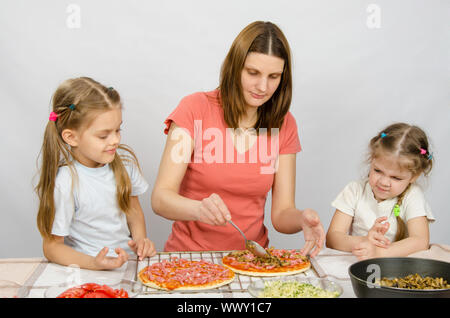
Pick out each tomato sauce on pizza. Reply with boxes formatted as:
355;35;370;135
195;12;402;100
138;257;235;291
222;248;311;276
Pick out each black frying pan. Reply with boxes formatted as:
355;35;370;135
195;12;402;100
348;257;450;298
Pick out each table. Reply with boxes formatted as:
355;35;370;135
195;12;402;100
1;245;449;298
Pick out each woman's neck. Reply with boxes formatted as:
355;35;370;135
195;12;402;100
239;106;258;129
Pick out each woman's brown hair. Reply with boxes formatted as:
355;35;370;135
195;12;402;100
35;77;140;239
369;122;433;241
219;21;292;134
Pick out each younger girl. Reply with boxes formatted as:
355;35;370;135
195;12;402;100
326;123;435;260
35;77;156;270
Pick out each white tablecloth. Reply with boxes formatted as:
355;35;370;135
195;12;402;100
1;244;448;298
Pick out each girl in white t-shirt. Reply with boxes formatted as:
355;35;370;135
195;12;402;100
326;122;435;260
35;77;156;270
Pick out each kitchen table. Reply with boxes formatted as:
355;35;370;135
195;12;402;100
1;245;448;299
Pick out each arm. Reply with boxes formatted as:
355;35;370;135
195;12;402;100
271;154;325;257
354;216;429;259
326;209;366;252
151;122;230;225
126;196;156;260
42;236;128;270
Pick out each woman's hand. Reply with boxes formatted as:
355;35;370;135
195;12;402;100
93;247;129;270
367;216;390;248
298;209;325;258
196;193;232;226
128;238;157;261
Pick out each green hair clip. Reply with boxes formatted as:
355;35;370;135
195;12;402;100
393;204;400;217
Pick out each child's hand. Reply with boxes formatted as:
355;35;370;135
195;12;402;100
128;238;156;261
94;247;129;270
367;216;390;248
352;238;378;260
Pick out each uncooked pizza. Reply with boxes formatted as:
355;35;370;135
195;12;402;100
138;257;235;291
222;248;311;276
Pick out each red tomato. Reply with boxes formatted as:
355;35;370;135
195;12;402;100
57;287;86;298
57;282;129;298
82;291;110;298
114;289;129;298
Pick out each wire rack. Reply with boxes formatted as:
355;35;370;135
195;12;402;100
135;250;315;295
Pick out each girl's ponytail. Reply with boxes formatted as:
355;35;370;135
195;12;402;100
393;184;411;242
35;120;70;239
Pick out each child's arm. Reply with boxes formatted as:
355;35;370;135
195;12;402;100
353;216;429;259
126;196;156;260
43;236;128;270
326;210;367;251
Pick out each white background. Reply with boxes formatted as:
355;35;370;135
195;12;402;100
0;0;448;258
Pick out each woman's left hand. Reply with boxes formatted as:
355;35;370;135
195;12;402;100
128;238;157;261
299;209;325;258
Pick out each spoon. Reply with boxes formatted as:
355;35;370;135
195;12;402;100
228;220;271;258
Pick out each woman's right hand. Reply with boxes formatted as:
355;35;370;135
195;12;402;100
367;216;390;248
93;247;129;270
195;193;232;226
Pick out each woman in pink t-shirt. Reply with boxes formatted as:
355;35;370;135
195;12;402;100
151;21;325;256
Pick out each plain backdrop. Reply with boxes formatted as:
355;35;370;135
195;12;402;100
0;0;448;258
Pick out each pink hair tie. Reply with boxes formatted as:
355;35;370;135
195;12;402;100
420;148;427;155
49;111;58;122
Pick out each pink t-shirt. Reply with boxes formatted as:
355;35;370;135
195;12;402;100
163;90;301;251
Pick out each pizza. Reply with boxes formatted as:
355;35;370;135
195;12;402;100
222;248;311;276
138;257;235;291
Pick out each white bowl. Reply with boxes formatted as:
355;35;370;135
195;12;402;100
248;276;343;298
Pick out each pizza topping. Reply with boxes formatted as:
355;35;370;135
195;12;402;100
143;257;234;290
224;248;308;270
260;280;340;298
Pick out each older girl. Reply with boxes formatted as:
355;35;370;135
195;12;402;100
35;77;156;270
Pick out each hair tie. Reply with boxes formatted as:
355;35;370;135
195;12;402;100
393;204;400;217
427;153;433;160
68;104;76;110
380;132;387;138
420;148;427;155
49;111;58;122
108;87;113;90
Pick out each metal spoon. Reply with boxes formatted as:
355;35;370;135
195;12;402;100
228;220;271;258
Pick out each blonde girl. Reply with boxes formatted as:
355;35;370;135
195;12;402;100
326;122;435;260
35;77;156;270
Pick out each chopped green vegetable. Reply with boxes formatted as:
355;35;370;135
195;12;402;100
259;280;339;298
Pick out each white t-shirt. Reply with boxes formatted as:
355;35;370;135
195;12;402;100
331;180;435;242
51;159;149;257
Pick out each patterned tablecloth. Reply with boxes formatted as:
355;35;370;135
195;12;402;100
1;245;448;298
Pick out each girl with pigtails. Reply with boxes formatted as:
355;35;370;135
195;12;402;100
35;77;156;270
326;122;435;260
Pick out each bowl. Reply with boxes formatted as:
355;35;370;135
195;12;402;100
348;257;450;298
248;276;343;298
44;278;143;298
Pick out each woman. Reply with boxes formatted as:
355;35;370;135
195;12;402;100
151;21;325;257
